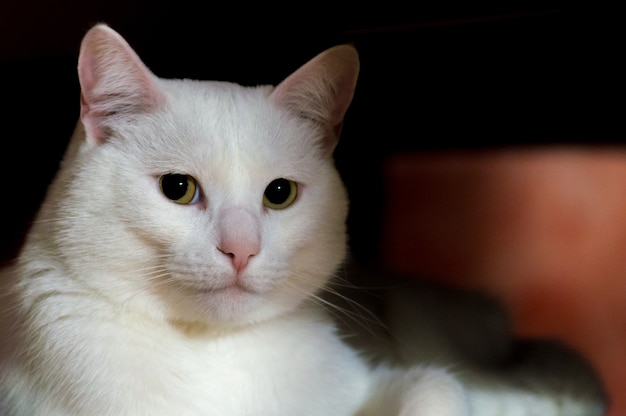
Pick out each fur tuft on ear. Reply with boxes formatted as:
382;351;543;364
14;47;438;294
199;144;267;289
78;24;165;143
270;45;360;154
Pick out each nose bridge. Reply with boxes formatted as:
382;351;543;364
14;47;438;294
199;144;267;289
218;206;259;243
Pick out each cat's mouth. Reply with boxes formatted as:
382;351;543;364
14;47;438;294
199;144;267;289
200;282;259;295
179;277;265;296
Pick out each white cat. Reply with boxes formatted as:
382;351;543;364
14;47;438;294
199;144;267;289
0;24;605;415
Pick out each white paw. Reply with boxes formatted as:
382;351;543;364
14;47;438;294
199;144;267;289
399;368;470;416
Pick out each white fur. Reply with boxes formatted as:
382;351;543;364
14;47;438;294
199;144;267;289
0;24;605;416
0;24;463;416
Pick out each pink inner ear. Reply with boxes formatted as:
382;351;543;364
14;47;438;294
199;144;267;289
77;50;97;96
77;44;101;141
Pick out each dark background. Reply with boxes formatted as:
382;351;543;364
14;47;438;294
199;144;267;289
1;2;622;263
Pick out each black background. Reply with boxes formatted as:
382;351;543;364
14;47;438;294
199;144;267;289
1;3;622;263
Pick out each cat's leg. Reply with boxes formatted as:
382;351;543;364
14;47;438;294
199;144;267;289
358;365;470;416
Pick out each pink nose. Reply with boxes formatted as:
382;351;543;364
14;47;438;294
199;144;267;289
216;207;261;273
218;239;259;273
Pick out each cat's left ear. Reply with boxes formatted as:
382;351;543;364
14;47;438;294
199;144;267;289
270;44;359;154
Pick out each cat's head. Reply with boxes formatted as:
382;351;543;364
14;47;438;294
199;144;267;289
35;24;359;327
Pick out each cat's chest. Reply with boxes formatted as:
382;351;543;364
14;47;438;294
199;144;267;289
83;309;370;415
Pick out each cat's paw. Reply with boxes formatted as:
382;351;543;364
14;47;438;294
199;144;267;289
361;366;470;416
398;368;470;416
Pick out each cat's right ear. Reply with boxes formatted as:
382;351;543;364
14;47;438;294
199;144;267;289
77;24;165;144
270;44;359;155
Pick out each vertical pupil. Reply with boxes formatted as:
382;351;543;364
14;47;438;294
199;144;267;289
163;174;188;200
266;178;290;204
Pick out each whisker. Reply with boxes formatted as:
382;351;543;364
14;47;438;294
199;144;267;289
281;271;390;339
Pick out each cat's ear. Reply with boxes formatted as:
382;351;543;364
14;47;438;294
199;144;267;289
77;24;165;143
270;44;359;154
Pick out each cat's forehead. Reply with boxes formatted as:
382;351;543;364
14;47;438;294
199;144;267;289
166;79;272;100
148;78;324;178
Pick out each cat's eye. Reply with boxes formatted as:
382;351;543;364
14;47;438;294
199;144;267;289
160;173;200;205
263;178;298;210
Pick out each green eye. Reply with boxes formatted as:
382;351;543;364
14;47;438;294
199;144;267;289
263;178;298;210
160;173;199;205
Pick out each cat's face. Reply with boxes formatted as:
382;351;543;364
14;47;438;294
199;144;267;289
37;25;359;327
63;81;348;325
